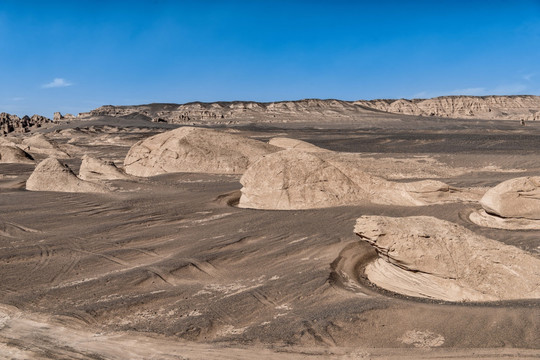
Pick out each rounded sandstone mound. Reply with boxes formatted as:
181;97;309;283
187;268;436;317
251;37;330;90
479;176;540;220
123;127;279;176
238;149;452;210
26;157;109;193
21;134;70;158
355;215;540;302
268;137;327;152
0;145;34;164
79;154;130;181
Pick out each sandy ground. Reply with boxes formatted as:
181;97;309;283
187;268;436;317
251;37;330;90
0;115;539;358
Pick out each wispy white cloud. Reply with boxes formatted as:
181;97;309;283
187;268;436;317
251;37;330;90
490;83;528;95
10;97;24;101
412;91;429;98
42;78;72;88
449;87;487;96
413;83;530;99
523;73;535;81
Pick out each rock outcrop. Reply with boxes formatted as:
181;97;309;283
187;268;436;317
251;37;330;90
238;149;453;210
0;146;34;164
1;113;51;135
469;176;540;230
53;112;76;122
123;127;279;176
26;157;109;193
79;155;130;181
479;176;540;220
469;209;540;230
268;137;327;152
21;134;70;158
355;216;540;301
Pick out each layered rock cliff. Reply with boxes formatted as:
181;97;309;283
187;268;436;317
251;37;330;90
355;95;540;120
84;95;540;123
3;95;537;135
81;99;377;123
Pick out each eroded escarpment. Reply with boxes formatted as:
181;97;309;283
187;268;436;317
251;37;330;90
354;215;540;302
85;96;540;123
238;149;469;210
355;95;540;120
123;126;279;176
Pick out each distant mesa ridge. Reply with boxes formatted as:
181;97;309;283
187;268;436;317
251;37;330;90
82;95;540;122
2;95;539;136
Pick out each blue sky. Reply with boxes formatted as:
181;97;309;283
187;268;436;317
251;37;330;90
1;0;539;117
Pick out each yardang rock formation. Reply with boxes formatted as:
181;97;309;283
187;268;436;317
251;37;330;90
79;154;130;181
470;176;540;230
480;176;540;220
26;157;109;193
0;145;34;164
21;134;71;158
238;149;454;210
123;126;278;176
355;215;540;302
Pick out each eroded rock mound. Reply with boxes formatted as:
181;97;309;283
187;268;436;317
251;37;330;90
21;134;70;158
124;127;278;176
479;176;540;220
79;155;130;181
238;150;452;210
355;216;540;301
469;209;540;230
53;112;76;122
26;157;109;193
0;145;34;164
268;137;327;152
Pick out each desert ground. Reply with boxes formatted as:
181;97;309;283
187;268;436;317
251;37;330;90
0;103;539;359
